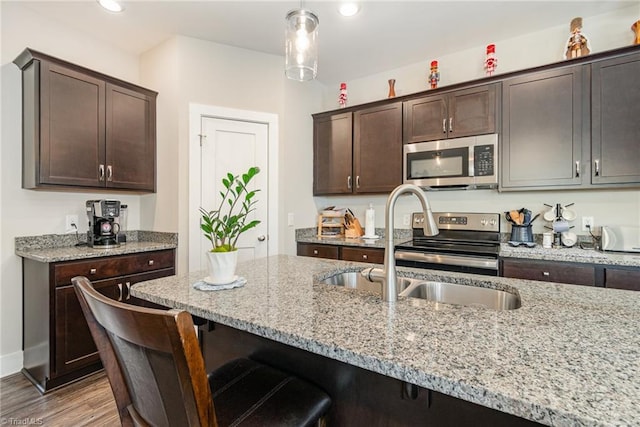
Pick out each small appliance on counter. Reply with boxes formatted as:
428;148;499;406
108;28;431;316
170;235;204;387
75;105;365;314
601;226;640;253
86;199;121;248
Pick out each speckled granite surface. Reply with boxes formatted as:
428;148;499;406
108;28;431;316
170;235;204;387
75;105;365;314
295;228;640;268
15;231;177;262
131;255;640;427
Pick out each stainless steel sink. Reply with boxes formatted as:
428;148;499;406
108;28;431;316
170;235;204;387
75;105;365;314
319;271;520;310
398;280;521;310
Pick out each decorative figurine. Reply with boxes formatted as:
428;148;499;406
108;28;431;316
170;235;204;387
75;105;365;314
388;79;396;98
484;44;497;76
428;60;440;89
633;20;640;45
565;17;591;59
338;82;347;108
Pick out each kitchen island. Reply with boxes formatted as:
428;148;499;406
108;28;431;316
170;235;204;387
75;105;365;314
131;255;639;426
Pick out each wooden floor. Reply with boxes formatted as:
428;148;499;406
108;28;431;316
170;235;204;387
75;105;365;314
0;371;119;426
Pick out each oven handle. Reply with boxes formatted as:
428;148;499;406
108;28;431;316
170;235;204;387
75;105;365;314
395;251;499;270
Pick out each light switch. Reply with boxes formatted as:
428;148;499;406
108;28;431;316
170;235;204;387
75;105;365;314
288;213;295;227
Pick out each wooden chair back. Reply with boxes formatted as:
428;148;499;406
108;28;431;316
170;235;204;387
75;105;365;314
72;276;216;427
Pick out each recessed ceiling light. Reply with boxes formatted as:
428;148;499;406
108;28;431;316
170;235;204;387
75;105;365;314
98;0;124;13
339;2;360;17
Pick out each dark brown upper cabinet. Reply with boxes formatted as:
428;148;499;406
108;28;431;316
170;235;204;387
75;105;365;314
591;52;640;186
500;66;586;190
403;84;498;143
313;102;402;195
14;48;157;193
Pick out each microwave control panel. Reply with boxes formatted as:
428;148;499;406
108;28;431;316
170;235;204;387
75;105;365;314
473;145;495;176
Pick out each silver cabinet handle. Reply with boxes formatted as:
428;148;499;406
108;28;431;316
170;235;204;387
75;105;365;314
125;282;131;300
313;249;319;255
575;161;580;177
98;164;105;181
542;271;550;276
442;118;447;133
257;235;266;241
117;283;123;301
90;268;97;275
148;260;154;266
594;159;600;176
362;254;368;260
449;117;453;132
356;175;360;189
347;175;352;189
107;165;113;182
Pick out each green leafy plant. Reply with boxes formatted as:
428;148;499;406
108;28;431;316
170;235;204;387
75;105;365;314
199;167;261;252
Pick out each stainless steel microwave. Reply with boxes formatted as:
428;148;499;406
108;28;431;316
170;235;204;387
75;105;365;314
403;134;498;190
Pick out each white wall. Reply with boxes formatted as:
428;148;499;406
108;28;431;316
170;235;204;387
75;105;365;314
0;2;145;376
316;4;640;233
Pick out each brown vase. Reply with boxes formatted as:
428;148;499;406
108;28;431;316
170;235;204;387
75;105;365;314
388;79;396;98
633;20;640;45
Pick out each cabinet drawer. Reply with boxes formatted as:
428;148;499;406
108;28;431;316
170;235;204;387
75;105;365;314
297;243;339;260
341;247;384;264
502;259;595;286
605;268;640;291
54;249;175;285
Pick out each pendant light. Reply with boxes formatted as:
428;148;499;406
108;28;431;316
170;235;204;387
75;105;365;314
285;7;319;81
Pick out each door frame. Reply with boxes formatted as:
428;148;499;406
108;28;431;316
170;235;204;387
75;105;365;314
188;103;279;272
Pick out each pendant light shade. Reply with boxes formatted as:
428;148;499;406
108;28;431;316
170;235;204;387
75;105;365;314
285;9;319;81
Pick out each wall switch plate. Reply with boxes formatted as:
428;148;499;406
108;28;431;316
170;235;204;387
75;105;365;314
287;212;295;227
582;216;594;232
65;214;79;233
403;214;411;226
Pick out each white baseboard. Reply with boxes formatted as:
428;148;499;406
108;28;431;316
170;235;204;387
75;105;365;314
0;351;23;378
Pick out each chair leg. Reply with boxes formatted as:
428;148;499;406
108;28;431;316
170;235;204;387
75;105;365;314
317;415;327;427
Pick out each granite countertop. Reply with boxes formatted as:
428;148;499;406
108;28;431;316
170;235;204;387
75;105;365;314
296;228;640;267
131;255;640;427
15;231;178;263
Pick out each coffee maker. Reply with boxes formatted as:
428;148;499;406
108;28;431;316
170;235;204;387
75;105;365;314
86;200;121;248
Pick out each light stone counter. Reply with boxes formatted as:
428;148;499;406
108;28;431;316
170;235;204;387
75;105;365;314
15;231;177;263
500;243;640;267
131;255;640;427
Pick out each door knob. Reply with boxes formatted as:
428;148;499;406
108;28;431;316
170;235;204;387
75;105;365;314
257;235;266;241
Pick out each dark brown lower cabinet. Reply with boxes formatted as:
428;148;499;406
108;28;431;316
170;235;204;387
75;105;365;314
22;249;175;393
604;267;640;291
297;242;384;264
501;258;595;286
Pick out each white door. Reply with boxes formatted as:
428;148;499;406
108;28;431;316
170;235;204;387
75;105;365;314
197;117;269;269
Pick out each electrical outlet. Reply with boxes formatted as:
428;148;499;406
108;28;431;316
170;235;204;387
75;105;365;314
65;214;79;233
582;216;594;232
403;214;411;226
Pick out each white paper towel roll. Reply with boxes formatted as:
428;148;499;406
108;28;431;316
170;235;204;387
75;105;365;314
365;204;375;237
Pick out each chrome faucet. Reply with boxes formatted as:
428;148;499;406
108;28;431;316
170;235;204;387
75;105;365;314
362;184;439;302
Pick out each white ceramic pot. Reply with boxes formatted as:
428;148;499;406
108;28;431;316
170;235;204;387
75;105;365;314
205;250;238;284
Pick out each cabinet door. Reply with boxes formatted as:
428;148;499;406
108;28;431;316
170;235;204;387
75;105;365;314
313;112;353;195
502;258;595;286
501;67;585;189
604;267;640;291
591;53;640;185
54;278;119;376
39;61;106;187
354;102;402;193
106;83;157;191
403;94;447;143
297;243;339;259
448;84;497;138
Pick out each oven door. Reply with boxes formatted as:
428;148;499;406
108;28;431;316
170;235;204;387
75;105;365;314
395;249;500;276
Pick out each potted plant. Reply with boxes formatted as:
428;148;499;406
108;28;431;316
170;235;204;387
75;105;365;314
199;166;261;284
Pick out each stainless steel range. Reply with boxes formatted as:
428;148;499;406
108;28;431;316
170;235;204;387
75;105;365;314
395;212;501;276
